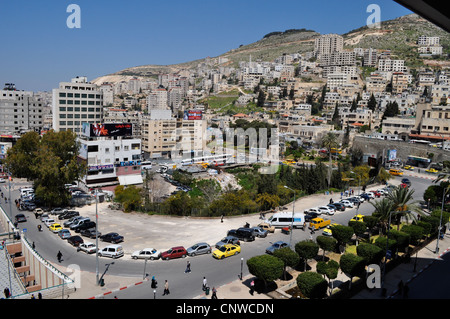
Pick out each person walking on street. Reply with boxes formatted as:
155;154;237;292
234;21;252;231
57;251;63;263
250;280;255;295
151;276;157;289
202;277;208;291
163;280;170;296
211;287;217;299
185;261;191;273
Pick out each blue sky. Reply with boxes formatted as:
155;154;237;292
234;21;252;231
0;0;412;92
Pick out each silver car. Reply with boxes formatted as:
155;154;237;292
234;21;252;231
186;243;212;256
215;236;240;248
251;227;268;238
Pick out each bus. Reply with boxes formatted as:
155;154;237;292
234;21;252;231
141;161;152;170
181;154;233;166
409;139;431;145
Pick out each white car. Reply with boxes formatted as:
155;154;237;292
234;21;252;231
307;207;321;215
0;178;5;183
365;192;375;199
340;200;354;208
131;248;161;260
77;242;97;254
44;218;56;227
318;206;335;215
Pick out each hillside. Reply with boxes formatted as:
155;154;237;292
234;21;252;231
92;14;449;85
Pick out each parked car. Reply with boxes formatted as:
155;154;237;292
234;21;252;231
63;216;85;227
69;218;91;230
212;244;241;259
80;228;101;239
339;200;354;208
58;229;72;239
15;214;27;223
67;235;84;247
77;242;97;254
186;243;212;256
40;213;50;222
44;218;56;228
51;208;68;216
265;241;289;254
257;222;275;233
251;227;268;238
33;208;45;218
329;202;345;211
318;206;335;215
228;228;255;242
58;210;79;220
131;248;161;260
100;232;124;244
305;212;320;222
307;207;321;215
215;236;240;248
49;223;63;233
73;221;96;233
401;178;411;187
359;193;371;201
98;244;124;259
160;246;188;260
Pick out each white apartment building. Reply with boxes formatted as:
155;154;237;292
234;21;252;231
319;51;356;67
418;36;440;46
363;48;378;67
431;83;450;105
314;34;343;56
418;46;443;55
147;88;168;110
78;127;142;188
382;117;416;135
0;86;46;134
52;77;104;134
377;59;406;72
327;73;351;90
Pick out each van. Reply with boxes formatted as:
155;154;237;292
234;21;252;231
267;212;305;228
20;188;34;197
98;244;124;259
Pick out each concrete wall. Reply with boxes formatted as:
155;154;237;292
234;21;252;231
352;136;450;164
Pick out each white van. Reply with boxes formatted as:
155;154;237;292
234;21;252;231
98;244;124;259
266;212;305;228
20;187;34;197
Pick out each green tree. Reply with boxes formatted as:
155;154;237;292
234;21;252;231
273;247;300;280
114;185;142;213
331;225;354;251
247;255;284;289
296;271;328;299
356;243;384;265
295;240;319;271
339;253;366;289
367;93;377;111
316;235;338;260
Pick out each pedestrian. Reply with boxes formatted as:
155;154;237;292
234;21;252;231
30;294;35;299
185;260;191;273
250;280;255;295
4;287;10;298
211;287;217;299
403;283;409;298
151;276;157;289
57;251;63;263
38;292;42;299
32;242;35;250
221;215;224;223
397;280;404;296
202;277;208;291
163;280;170;296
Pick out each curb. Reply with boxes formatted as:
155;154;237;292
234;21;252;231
88;280;147;299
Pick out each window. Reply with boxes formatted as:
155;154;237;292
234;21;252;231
87;145;99;152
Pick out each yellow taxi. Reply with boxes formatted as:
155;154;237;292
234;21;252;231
389;168;403;176
426;168;438;174
350;214;365;222
322;223;339;236
404;165;414;170
49;223;63;233
212;244;241;259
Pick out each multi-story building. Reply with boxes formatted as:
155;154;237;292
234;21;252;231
381;117;416;135
366;73;387;94
147;88;168;110
377;59;406;72
0;84;46;134
431;83;450;105
391;72;410;94
319;51;356;67
314;34;343;56
141;110;207;159
363;48;378;67
78;122;142;189
418;35;440;46
52;77;104;134
416;104;450;137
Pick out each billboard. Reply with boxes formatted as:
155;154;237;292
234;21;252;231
82;123;133;137
183;110;202;120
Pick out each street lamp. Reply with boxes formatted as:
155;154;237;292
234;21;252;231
284;186;295;247
98;262;115;287
435;186;448;254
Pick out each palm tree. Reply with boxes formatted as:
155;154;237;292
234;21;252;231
320;132;339;187
386;186;422;229
370;197;395;234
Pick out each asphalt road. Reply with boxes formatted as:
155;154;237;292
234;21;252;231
0;174;433;299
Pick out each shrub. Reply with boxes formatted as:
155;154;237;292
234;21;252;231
247;255;284;286
356;243;384;265
401;224;424;245
296;271;328;299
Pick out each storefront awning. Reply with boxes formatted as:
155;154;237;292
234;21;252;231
118;174;143;186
